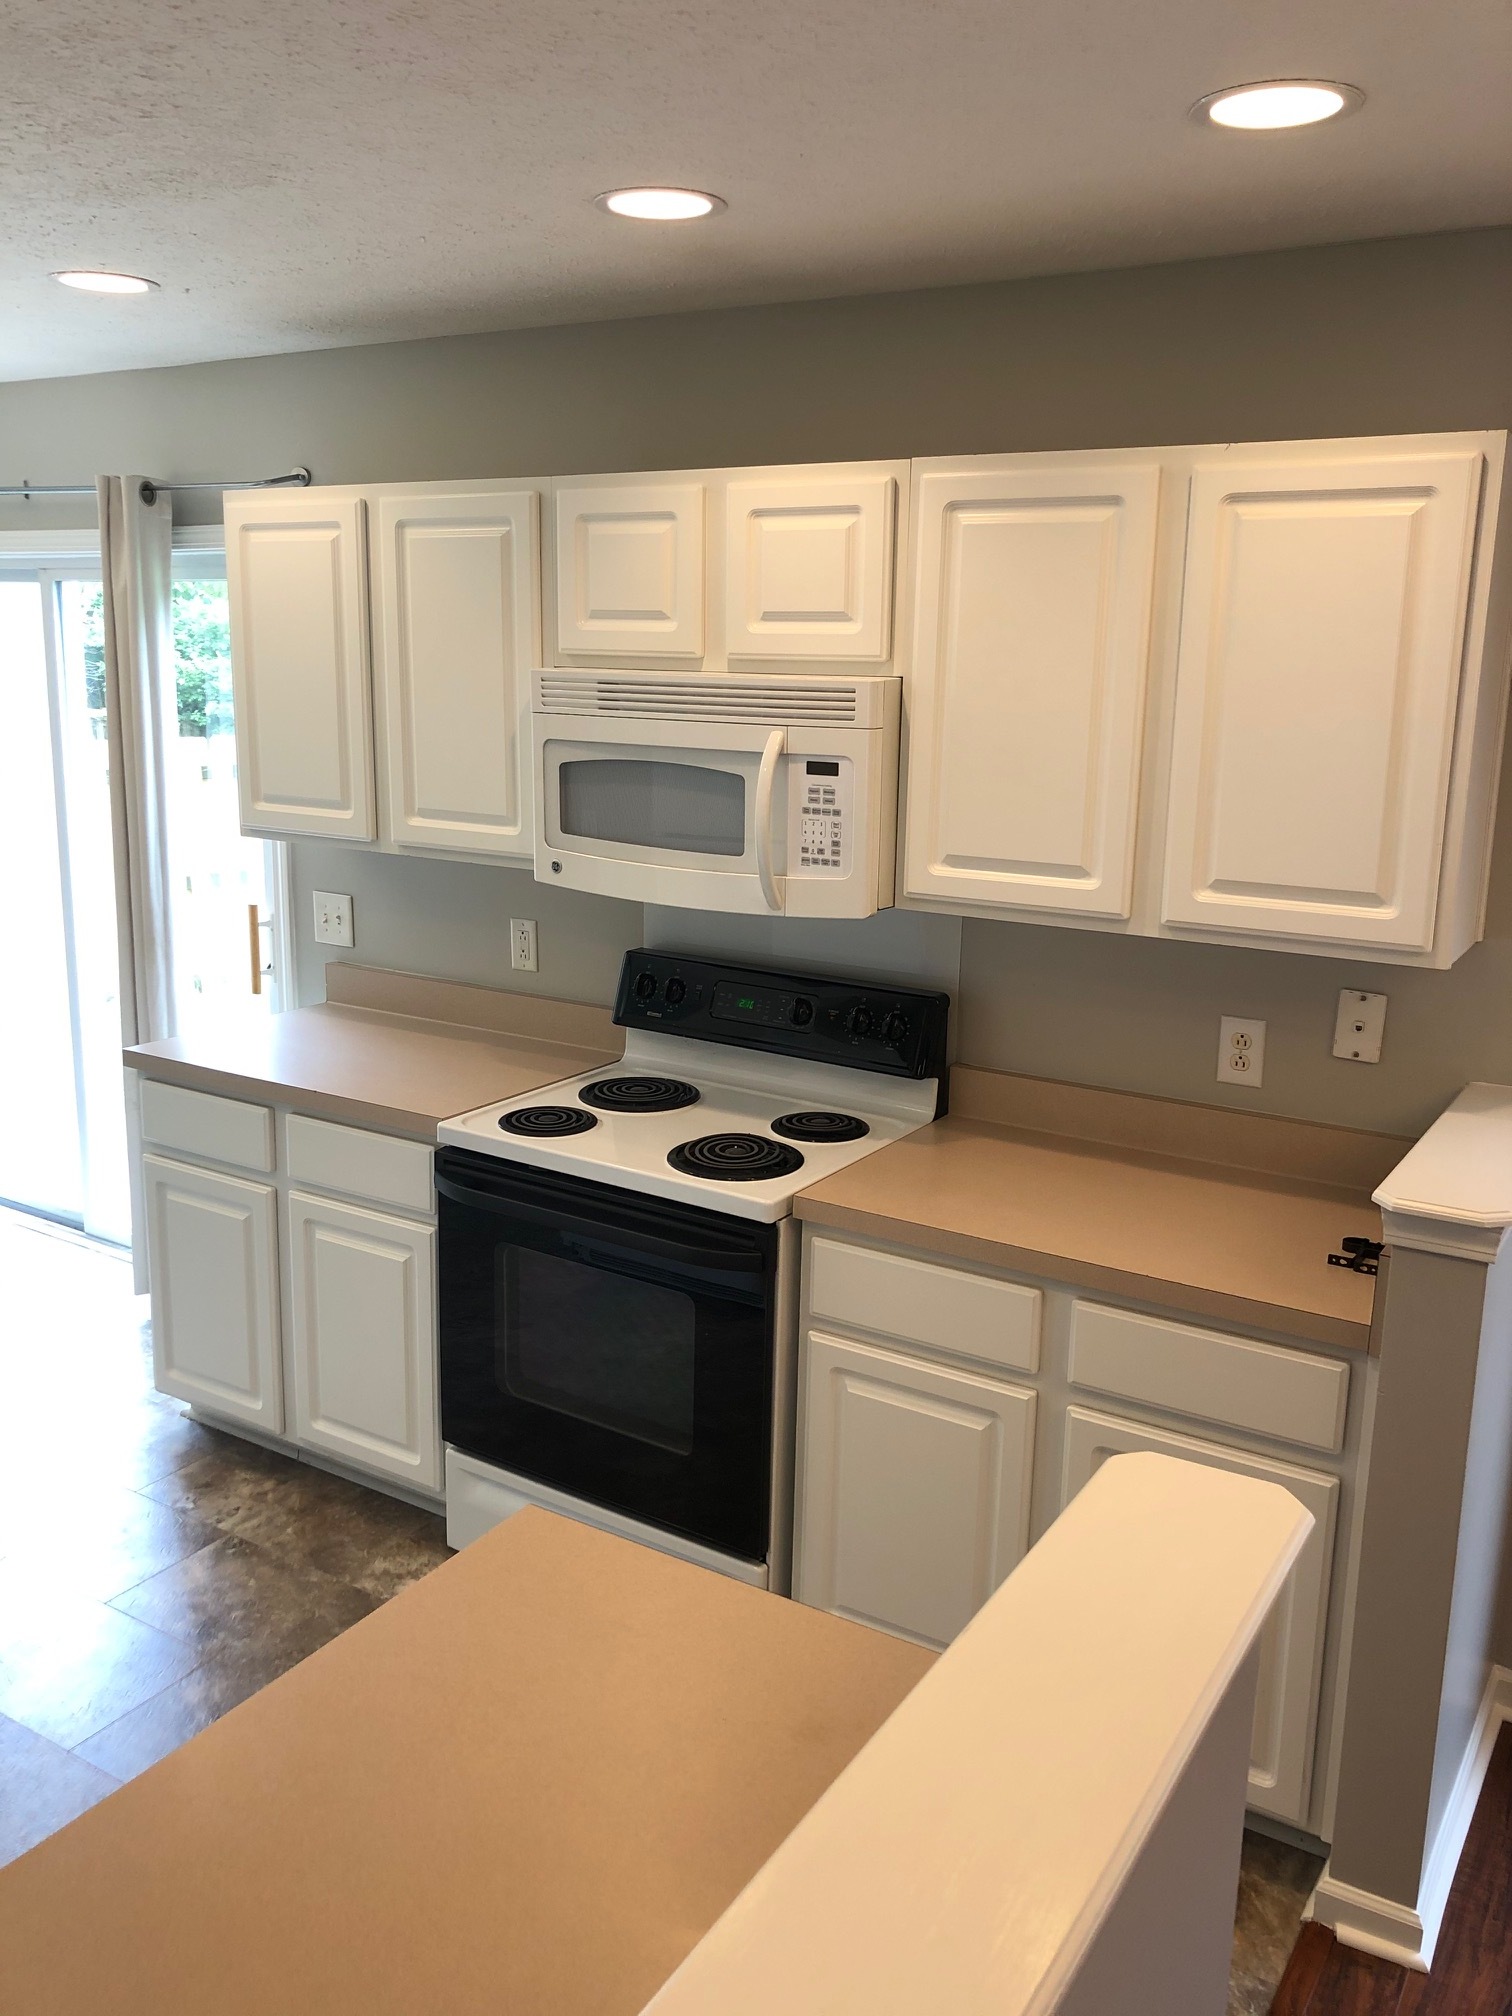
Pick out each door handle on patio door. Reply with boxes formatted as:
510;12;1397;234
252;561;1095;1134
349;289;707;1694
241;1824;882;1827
754;729;785;913
247;904;264;995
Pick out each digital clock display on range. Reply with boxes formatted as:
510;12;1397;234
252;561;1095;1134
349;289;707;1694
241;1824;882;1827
711;980;811;1030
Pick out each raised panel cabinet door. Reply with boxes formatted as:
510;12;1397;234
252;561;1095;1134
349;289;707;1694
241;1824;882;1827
375;490;540;857
225;492;375;839
1161;450;1484;950
724;475;896;660
144;1153;282;1431
554;482;705;657
1060;1406;1338;1826
903;461;1161;918
287;1191;439;1492
796;1331;1036;1651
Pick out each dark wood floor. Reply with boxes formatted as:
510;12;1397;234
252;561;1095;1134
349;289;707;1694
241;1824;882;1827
1272;1724;1512;2013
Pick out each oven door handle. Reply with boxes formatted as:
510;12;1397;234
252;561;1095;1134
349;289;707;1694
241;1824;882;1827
754;727;785;913
433;1171;768;1274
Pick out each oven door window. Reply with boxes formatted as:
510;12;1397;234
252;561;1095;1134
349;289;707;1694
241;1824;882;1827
499;1244;695;1456
557;756;746;857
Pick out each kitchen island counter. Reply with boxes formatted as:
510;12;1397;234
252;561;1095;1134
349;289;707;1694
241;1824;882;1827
0;1509;932;2016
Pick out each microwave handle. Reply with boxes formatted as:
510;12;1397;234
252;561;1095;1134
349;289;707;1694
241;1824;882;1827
754;728;786;913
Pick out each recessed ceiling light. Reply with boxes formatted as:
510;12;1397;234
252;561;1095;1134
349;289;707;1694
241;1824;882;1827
595;187;726;221
51;269;160;294
1193;80;1364;129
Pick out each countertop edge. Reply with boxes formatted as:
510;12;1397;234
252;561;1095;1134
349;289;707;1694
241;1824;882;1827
122;1052;450;1139
793;1195;1372;1354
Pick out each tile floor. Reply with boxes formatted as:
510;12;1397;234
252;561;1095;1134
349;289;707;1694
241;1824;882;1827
0;1204;1320;2008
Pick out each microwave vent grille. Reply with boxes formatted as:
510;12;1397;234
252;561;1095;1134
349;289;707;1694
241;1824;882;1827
537;671;861;725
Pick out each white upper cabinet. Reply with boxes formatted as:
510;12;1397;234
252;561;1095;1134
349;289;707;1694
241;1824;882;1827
227;480;545;859
1162;448;1486;952
904;458;1161;918
554;482;706;658
374;489;539;859
226;491;375;841
725;474;895;660
546;463;907;671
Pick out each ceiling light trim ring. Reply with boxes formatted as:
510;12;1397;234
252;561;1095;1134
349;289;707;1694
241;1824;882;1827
594;187;727;221
1190;79;1365;130
51;269;161;294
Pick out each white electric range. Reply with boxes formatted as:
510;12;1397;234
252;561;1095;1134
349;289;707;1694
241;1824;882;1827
435;949;950;1589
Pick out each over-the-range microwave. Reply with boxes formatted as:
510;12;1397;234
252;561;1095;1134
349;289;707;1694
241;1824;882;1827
530;669;900;917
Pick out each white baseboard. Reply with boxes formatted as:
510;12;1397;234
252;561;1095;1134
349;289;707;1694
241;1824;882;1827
1305;1663;1512;1973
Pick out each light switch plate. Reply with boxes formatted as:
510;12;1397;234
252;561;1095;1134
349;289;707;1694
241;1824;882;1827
313;890;354;947
1218;1015;1266;1088
1334;990;1387;1063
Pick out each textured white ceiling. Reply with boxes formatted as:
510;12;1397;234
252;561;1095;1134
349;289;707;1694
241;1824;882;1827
2;0;1509;381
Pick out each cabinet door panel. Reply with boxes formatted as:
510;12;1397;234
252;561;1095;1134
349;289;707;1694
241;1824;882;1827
725;475;895;660
1162;451;1482;949
797;1331;1035;1650
1061;1406;1337;1825
554;483;705;657
288;1191;438;1491
376;491;539;857
905;462;1160;917
144;1154;281;1431
226;494;374;839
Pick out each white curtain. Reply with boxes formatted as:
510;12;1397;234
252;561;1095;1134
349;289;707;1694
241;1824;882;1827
98;475;176;1286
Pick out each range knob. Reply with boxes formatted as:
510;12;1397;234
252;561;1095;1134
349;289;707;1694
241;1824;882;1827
664;976;687;1006
845;1003;876;1040
633;970;658;1003
790;997;814;1027
882;1011;911;1050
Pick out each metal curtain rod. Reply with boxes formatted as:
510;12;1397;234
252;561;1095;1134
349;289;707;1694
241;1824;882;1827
0;467;312;502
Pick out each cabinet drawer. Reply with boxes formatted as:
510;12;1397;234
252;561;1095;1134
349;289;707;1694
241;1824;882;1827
285;1113;433;1215
808;1235;1041;1374
139;1079;274;1173
1068;1301;1349;1454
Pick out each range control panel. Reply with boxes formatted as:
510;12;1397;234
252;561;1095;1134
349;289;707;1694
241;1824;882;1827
613;949;950;1085
789;758;852;876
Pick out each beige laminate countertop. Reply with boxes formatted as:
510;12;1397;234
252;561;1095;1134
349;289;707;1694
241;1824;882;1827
123;966;621;1137
0;1510;933;2016
796;1111;1385;1352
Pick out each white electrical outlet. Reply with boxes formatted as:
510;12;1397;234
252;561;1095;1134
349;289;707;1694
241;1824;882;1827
1218;1015;1266;1088
1333;989;1388;1063
313;890;354;948
510;918;538;973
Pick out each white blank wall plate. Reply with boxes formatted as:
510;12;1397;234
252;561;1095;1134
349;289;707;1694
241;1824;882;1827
313;890;354;947
1333;990;1388;1063
1218;1015;1266;1088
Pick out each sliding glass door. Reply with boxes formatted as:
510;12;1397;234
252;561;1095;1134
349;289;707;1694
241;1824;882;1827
0;544;287;1241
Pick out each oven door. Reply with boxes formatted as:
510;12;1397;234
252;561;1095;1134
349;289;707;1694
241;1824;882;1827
534;712;791;913
436;1148;776;1563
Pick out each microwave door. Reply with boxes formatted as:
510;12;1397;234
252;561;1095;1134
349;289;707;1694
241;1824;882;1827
535;722;787;913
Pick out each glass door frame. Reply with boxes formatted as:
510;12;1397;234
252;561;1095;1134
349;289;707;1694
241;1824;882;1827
0;526;294;1240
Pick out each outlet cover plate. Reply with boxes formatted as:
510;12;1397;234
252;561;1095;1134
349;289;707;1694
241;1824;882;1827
510;918;538;973
1218;1015;1266;1088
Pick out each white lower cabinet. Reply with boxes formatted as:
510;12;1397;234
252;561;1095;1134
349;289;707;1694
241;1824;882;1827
796;1330;1036;1650
287;1191;439;1492
140;1082;441;1499
1061;1406;1337;1826
144;1153;283;1432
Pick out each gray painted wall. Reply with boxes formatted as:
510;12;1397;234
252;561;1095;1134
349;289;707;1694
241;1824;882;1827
5;226;1510;1134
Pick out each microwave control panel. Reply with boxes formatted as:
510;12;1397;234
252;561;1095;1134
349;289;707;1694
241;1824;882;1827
789;757;852;875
